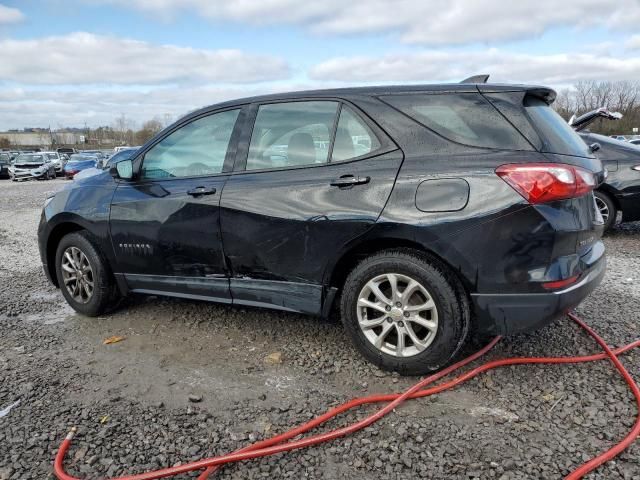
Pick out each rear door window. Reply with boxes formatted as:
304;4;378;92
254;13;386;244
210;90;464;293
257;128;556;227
246;101;339;171
331;106;381;162
382;93;533;151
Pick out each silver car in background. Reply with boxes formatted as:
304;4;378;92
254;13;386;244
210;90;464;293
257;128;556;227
8;153;57;181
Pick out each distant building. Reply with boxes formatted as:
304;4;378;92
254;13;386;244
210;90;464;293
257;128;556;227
0;130;115;148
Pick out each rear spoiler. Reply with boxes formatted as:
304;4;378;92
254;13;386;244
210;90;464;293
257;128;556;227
461;75;556;104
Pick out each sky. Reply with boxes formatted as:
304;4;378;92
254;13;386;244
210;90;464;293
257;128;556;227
0;0;640;130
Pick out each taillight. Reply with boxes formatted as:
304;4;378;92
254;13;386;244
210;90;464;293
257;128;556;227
541;275;579;290
495;163;596;204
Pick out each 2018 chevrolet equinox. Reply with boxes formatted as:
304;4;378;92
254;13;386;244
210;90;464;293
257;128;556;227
38;83;606;375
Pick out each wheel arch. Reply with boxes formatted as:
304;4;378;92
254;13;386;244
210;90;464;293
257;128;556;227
45;221;86;287
325;236;472;305
596;185;621;212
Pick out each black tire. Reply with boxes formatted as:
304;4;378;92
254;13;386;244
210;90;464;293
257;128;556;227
340;249;469;376
55;231;120;316
594;190;617;231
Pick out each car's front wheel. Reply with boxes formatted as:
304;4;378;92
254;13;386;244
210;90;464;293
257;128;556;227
340;249;469;375
55;231;120;316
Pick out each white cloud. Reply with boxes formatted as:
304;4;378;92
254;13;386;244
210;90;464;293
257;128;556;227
309;49;640;86
0;84;285;130
626;35;640;51
0;3;24;24
88;0;640;45
0;32;289;85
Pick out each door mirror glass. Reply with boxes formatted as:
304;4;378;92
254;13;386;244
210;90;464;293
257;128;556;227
111;159;133;179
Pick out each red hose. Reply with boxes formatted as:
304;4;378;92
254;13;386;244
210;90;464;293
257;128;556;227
54;314;639;480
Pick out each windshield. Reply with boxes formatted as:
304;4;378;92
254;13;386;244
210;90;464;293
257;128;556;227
15;154;45;163
524;97;591;157
46;153;58;160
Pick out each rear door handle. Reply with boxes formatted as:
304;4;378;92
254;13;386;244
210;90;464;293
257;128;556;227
330;175;370;188
187;186;217;197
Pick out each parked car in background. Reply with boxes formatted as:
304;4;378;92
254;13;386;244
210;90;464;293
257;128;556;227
74;149;135;180
39;82;605;374
80;150;105;160
63;154;98;179
114;145;140;153
0;152;11;178
102;147;138;169
8;153;56;181
42;151;67;175
57;147;77;157
569;107;640;230
630;139;640;146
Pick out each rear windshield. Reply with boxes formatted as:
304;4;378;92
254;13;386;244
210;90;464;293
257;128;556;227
382;93;533;151
523;96;591;158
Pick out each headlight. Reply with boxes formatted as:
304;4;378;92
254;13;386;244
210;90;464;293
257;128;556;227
633;165;640;172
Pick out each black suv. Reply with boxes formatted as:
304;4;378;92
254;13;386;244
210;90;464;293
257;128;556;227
38;83;606;374
569;108;640;230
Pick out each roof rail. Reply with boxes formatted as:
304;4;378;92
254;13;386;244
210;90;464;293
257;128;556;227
460;74;490;84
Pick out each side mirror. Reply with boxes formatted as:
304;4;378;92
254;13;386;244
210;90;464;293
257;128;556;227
110;159;134;180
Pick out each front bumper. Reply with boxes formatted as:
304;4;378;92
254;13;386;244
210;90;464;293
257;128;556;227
9;168;48;180
472;242;606;335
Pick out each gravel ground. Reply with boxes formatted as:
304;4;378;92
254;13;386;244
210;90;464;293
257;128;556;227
0;178;638;480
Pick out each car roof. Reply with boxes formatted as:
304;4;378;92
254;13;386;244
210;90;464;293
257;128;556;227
188;82;554;114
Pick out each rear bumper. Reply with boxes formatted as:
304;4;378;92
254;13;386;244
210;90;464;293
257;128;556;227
472;243;606;335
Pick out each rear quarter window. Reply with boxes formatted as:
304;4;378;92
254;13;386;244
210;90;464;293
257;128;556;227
522;96;591;158
382;93;533;151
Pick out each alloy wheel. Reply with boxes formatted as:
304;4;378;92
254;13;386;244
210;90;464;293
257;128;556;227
356;273;439;357
595;196;609;223
61;246;94;304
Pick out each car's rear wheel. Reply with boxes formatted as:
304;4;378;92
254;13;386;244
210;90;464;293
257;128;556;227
340;249;469;375
594;190;617;231
55;231;120;316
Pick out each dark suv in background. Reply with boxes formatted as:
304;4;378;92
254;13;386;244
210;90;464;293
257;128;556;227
38;83;605;375
569;108;640;230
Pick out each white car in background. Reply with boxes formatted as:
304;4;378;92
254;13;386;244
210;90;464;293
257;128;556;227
42;151;67;175
8;153;57;181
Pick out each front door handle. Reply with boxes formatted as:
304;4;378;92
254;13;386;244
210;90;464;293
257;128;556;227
187;186;217;197
330;175;371;188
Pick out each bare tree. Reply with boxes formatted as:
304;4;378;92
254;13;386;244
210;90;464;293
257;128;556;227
554;80;640;135
135;118;163;145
